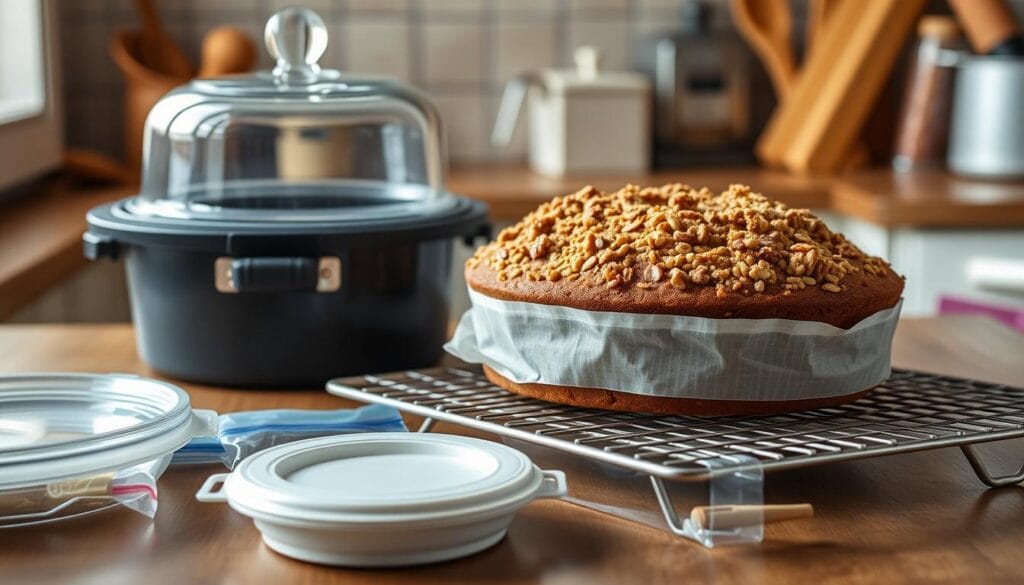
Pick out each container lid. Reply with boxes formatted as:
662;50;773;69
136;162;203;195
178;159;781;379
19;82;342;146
0;374;208;490
539;46;650;94
127;7;458;225
198;433;554;525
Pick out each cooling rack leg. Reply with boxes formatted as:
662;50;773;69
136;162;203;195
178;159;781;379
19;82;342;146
960;444;1024;487
649;476;691;537
648;458;765;548
416;417;437;433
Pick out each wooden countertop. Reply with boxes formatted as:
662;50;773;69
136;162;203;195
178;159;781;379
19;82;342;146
0;182;130;320
2;317;1023;585
449;165;1024;228
832;169;1024;228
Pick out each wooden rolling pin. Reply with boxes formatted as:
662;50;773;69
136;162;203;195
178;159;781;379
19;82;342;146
690;503;814;531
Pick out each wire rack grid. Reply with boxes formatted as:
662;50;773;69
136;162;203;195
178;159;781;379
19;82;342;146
328;366;1024;486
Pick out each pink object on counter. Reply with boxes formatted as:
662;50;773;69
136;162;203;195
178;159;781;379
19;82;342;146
939;296;1024;333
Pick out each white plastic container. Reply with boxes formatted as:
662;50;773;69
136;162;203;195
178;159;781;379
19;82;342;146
492;46;651;178
0;374;215;526
196;433;567;567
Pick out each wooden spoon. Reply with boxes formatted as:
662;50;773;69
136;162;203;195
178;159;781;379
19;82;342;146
730;0;795;99
133;0;192;77
806;0;841;52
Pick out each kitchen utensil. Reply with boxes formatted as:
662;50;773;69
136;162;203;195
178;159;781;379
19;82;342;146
198;26;257;78
948;0;1024;55
86;8;488;387
729;0;794;98
0;373;214;526
805;0;840;52
109;30;189;172
756;0;926;173
633;0;763;166
492;46;650;177
196;433;567;566
948;55;1024;179
132;0;191;78
330;365;1024;548
893;17;963;172
690;504;813;531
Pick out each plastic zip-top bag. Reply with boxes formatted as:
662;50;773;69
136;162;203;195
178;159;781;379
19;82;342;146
174;404;408;468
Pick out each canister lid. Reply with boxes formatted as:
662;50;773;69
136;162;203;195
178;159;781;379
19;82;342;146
0;374;205;490
203;433;547;525
539;46;650;94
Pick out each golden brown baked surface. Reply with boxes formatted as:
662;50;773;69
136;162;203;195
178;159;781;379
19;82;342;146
483;365;874;416
467;183;904;328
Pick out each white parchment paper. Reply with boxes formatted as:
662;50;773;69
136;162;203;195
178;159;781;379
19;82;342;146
445;289;902;402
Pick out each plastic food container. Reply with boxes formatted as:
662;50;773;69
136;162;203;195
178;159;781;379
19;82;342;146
196;433;567;566
83;7;489;387
0;374;214;527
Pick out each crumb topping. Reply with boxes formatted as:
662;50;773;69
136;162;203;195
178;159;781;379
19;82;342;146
468;184;893;296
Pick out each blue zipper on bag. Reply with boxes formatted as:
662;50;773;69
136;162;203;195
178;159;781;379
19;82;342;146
218;418;406;437
173;404;408;465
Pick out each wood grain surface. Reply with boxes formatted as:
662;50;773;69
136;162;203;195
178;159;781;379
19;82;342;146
0;317;1023;584
0;184;130;320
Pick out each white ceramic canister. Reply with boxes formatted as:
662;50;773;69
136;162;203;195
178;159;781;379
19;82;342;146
492;46;651;178
196;432;567;567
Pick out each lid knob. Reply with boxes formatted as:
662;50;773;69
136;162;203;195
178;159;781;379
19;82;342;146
573;46;601;80
265;7;328;82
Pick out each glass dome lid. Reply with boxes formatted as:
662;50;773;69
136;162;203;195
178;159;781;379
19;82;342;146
129;7;453;223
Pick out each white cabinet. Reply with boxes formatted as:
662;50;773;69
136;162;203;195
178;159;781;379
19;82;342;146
837;216;1024;317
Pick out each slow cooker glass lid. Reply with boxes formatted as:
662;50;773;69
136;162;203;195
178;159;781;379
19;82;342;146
130;7;452;223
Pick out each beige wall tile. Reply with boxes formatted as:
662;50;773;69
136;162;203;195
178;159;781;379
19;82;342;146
348;0;410;12
494;0;558;15
431;92;489;163
422;22;484;85
494;21;556;82
420;0;486;16
265;0;336;14
344;19;411;79
567;0;629;13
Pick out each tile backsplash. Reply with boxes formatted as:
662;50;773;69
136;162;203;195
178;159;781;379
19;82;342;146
58;0;735;165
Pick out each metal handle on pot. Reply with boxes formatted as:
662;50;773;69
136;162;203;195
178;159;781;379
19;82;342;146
214;256;341;293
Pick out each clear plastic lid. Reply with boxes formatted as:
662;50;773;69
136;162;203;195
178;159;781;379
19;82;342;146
0;374;213;526
130;8;450;223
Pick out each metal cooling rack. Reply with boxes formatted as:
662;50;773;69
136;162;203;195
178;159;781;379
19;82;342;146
327;366;1024;544
329;366;1024;485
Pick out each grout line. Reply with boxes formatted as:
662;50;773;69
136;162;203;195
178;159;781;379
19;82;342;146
556;0;570;67
335;0;350;71
409;0;424;87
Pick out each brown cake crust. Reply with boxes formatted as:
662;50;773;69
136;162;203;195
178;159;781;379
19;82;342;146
467;259;902;328
466;183;904;328
483;365;874;416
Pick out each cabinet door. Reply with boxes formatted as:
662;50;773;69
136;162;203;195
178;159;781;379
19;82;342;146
890;229;1024;316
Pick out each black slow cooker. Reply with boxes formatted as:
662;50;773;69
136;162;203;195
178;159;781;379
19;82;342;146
84;8;488;387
